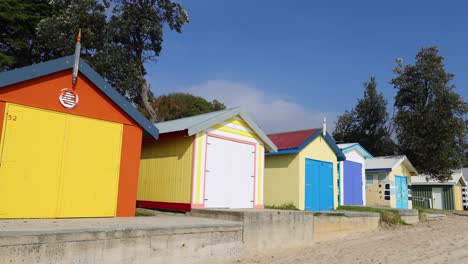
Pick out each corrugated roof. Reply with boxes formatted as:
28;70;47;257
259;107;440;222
266;128;346;161
0;56;159;139
365;155;417;174
154;107;277;152
268;129;319;150
412;170;466;186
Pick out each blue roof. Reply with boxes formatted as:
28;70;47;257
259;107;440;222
266;129;346;161
0;56;159;139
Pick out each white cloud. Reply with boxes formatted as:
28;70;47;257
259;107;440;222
180;80;338;134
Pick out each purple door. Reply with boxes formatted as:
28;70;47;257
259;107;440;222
343;161;363;205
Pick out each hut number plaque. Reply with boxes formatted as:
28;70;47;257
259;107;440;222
59;88;79;109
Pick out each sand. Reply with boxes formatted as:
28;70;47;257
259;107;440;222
227;214;468;264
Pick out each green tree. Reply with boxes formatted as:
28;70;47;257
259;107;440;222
333;76;396;156
153;93;226;121
108;0;189;122
391;47;467;181
0;0;54;70
3;0;189;122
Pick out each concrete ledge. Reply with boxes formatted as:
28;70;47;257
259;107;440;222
190;209;315;252
354;206;420;224
313;212;380;242
0;216;243;264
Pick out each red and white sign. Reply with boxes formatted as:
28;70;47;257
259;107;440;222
59;88;79;109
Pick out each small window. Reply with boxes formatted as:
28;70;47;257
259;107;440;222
378;174;386;182
366;174;374;185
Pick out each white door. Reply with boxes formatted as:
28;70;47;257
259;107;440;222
204;136;255;208
432;187;443;209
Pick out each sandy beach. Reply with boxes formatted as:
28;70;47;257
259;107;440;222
226;214;468;264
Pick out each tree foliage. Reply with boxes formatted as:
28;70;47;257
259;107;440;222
391;47;467;181
153;93;226;121
1;0;189;122
0;0;55;69
333;76;396;156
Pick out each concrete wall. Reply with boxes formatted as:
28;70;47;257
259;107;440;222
190;209;314;252
313;213;380;242
0;220;243;264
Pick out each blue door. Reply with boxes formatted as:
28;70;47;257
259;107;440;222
343;161;363;205
305;159;334;211
395;176;408;209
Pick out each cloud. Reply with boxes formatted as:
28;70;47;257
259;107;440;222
179;80;338;134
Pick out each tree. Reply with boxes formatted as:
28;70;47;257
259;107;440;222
3;0;189;122
333;76;396;156
391;47;467;181
108;0;189;122
153;93;226;121
0;0;54;70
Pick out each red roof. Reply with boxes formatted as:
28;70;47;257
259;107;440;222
268;129;320;150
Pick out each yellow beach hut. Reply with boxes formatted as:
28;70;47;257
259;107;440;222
365;155;417;209
137;108;277;211
264;126;346;211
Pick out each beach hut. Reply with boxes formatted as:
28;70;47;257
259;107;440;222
412;170;466;210
264;126;346;211
365;155;417;209
337;143;373;206
0;56;159;218
137;108;277;211
463;168;468;210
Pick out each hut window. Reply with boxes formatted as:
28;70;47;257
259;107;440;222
366;174;374;185
378;174;386;182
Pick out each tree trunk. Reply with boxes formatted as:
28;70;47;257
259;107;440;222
140;77;158;123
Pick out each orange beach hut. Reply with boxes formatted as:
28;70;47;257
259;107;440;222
0;56;159;218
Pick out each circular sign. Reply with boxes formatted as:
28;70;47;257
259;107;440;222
59;88;79;109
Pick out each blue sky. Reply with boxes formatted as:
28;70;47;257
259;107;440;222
146;0;468;133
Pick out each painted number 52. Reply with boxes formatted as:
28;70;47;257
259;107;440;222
7;115;17;121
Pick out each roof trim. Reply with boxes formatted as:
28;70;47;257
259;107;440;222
265;148;299;155
0;56;159;139
266;129;346;161
366;168;392;172
340;143;373;159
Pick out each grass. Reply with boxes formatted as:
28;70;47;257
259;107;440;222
314;212;346;217
265;202;299;210
337;205;407;225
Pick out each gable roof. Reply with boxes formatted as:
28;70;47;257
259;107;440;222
0;56;159;139
154;107;277;152
337;143;373;159
412;170;466;186
268;129;319;150
265;128;346;161
365;155;417;174
463;168;468;183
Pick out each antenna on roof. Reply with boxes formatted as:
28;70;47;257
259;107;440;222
322;117;327;136
72;29;81;86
